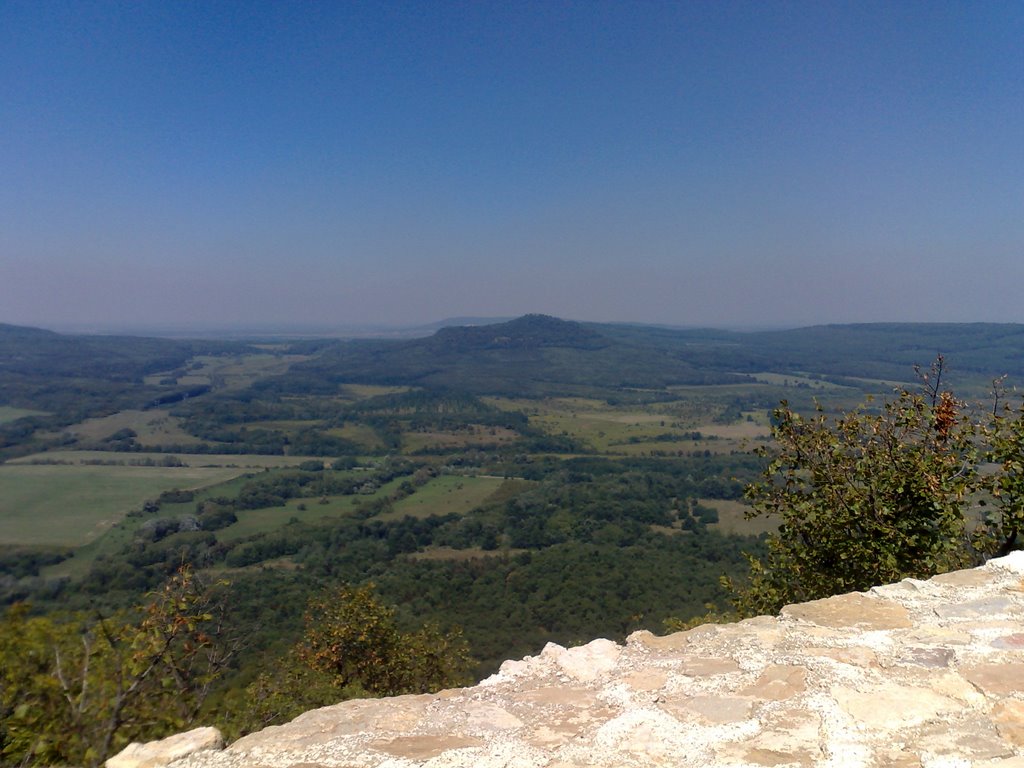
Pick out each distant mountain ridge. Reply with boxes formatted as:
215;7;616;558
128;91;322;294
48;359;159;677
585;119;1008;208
267;314;749;397
427;315;608;351
4;317;1024;403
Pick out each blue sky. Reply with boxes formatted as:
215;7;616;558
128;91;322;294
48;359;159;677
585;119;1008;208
2;1;1022;331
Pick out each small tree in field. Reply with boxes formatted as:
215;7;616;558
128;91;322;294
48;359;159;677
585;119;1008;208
730;358;983;616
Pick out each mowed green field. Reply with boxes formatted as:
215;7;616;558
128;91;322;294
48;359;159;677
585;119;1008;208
704;498;779;536
9;450;329;469
57;410;205;446
0;463;246;546
213;476;410;542
0;406;47;424
380;475;507;521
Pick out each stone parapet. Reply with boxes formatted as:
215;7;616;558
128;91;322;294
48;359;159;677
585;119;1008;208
131;552;1024;767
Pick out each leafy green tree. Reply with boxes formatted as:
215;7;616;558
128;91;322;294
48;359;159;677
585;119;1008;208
730;363;981;616
979;390;1024;557
0;567;233;768
231;583;471;736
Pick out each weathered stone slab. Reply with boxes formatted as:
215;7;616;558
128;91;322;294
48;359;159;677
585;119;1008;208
662;694;753;724
833;683;958;729
719;709;821;767
371;734;481;759
934;595;1020;620
804;646;878;668
993;700;1024;747
988;551;1024;575
739;665;806;701
681;656;740;676
992;632;1024;650
932;567;999;587
623;669;668;691
782;592;912;630
891;646;954;668
106;727;223;768
464;701;525;731
627;628;690;651
963;663;1024;697
542;638;621;682
910;717;1013;762
129;560;1024;768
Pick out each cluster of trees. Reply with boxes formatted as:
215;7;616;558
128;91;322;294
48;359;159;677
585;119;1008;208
1;567;234;767
729;359;1024;615
1;573;469;766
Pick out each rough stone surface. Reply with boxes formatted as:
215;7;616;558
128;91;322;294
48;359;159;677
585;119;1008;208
151;554;1024;767
106;727;223;768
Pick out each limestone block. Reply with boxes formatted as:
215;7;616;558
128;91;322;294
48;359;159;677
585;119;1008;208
463;701;525;731
782;592;912;630
934;596;1021;620
542;638;621;682
682;656;741;676
623;669;668;691
228;694;430;752
931;567;999;587
718;708;821;768
963;663;1024;697
369;733;482;760
989;551;1024;575
739;665;807;701
662;694;753;724
910;716;1013;762
833;683;959;729
106;727;223;768
993;700;1024;747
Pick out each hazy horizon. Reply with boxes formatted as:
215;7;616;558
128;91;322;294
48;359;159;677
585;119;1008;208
3;3;1022;331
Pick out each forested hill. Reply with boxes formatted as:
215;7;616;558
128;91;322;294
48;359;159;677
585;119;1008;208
595;321;1024;388
5;318;1024;404
262;316;1024;398
0;324;253;421
263;315;752;397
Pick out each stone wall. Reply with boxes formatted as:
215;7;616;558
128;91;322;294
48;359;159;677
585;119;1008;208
116;552;1024;768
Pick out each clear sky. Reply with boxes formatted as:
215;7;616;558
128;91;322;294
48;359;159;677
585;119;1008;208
2;1;1022;332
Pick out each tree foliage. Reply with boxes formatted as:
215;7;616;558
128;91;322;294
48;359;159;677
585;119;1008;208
0;567;233;768
232;583;471;736
730;359;991;616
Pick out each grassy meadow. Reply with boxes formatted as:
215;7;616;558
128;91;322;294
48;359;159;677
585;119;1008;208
382;475;507;520
0;463;244;546
142;352;310;389
0;406;48;424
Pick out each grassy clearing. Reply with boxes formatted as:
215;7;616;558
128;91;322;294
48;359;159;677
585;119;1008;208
378;475;506;521
144;353;308;390
59;410;205;446
0;406;47;424
610;439;747;457
484;396;710;453
326;423;386;451
216;476;409;542
9;451;329;469
0;464;244;546
216;497;355;542
338;384;413;400
749;372;844;390
705;498;779;536
238;419;322;432
694;420;770;440
401;426;519;453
